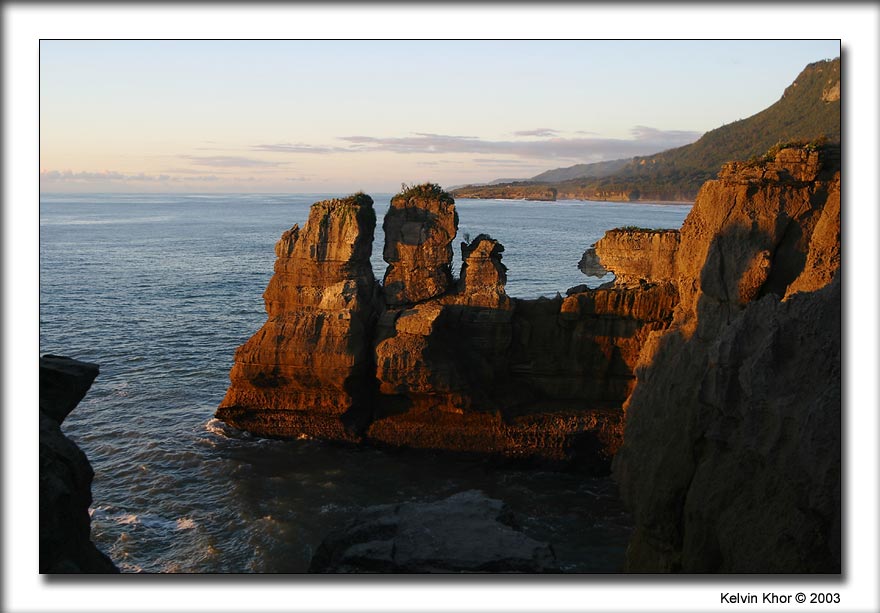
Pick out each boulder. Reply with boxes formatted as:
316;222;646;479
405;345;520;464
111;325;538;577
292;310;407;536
309;490;558;573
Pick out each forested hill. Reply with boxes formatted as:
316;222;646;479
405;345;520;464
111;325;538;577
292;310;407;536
453;57;840;203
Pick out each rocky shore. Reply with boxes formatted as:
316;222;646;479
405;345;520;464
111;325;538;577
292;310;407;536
40;355;118;573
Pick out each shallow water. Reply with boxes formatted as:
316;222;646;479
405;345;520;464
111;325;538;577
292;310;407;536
39;192;691;573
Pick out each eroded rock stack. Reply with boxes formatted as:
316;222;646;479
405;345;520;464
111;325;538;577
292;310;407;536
40;355;118;573
611;144;841;572
217;184;678;470
216;193;379;441
580;229;680;287
382;184;458;306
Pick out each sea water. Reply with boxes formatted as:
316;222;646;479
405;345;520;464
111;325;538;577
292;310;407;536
39;193;691;573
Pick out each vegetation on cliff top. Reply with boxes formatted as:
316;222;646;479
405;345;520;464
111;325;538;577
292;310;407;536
395;182;455;204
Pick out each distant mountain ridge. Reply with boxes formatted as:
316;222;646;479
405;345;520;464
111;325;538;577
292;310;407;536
531;158;630;183
453;57;840;202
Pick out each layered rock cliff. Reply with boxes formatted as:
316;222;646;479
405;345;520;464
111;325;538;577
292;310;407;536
216;193;379;441
610;144;841;572
218;184;676;470
40;355;118;573
579;229;680;287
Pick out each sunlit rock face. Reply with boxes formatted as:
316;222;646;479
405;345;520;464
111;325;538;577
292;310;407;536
612;144;841;572
381;184;458;307
217;184;679;470
582;229;680;287
216;194;379;441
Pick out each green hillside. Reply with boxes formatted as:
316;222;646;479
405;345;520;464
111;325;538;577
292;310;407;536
531;157;630;183
454;58;840;202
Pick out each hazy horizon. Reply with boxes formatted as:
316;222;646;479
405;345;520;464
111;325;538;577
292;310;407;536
40;40;840;194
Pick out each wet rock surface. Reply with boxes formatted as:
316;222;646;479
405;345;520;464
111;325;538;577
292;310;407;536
308;490;558;573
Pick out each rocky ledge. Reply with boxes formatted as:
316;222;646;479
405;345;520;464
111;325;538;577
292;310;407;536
309;490;558;573
40;355;118;573
217;184;677;471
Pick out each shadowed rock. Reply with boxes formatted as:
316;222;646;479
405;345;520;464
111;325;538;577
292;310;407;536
40;355;118;573
309;490;558;573
612;144;841;572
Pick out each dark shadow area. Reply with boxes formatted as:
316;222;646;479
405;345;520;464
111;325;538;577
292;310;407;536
614;204;841;573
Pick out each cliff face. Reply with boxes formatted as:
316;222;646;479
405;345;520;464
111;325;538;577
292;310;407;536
217;185;676;469
40;355;118;573
216;194;379;441
611;144;841;572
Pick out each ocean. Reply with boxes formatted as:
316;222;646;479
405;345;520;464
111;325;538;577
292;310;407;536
39;192;691;573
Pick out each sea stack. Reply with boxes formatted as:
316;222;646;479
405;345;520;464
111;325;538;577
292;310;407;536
217;184;676;469
381;184;458;306
216;193;379;441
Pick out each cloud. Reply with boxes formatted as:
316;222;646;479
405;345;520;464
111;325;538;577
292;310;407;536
512;128;558;137
252;142;351;154
630;125;703;142
333;127;702;162
40;170;221;183
471;158;540;166
180;155;285;168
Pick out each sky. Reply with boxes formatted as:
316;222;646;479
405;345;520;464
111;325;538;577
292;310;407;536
39;40;841;193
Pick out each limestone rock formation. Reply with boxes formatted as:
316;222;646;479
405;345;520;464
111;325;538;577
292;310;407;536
611;144;841;572
40;355;118;573
382;184;458;306
308;490;558;573
581;229;680;287
368;191;676;469
216;193;379;441
217;184;681;470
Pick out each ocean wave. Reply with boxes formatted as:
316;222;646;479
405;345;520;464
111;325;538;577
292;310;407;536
203;417;252;440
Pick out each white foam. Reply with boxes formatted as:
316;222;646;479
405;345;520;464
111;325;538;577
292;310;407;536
204;417;250;440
